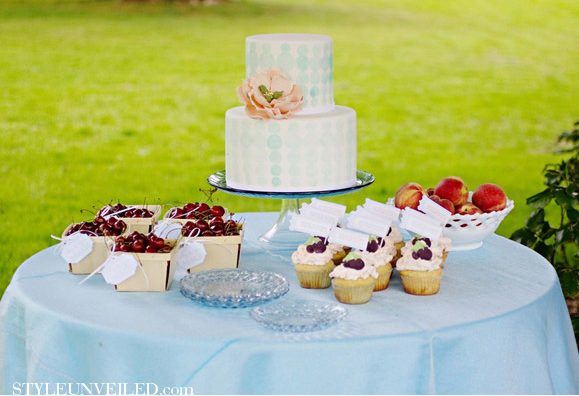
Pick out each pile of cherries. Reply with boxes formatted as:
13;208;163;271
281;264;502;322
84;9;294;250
98;203;155;218
410;237;433;261
305;238;327;254
170;202;241;237
113;231;172;253
343;257;365;270
66;216;127;237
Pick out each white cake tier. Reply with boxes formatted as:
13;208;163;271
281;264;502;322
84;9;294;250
225;106;356;193
246;34;334;115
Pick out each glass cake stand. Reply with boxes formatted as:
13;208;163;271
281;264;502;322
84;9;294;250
207;170;374;248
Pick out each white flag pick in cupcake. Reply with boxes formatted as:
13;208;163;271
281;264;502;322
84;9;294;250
362;198;401;223
289;214;333;238
417;196;453;226
327;227;369;251
310;198;347;218
345;209;391;240
290;199;346;238
399;208;444;241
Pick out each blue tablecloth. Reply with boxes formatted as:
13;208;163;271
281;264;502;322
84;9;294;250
1;212;578;394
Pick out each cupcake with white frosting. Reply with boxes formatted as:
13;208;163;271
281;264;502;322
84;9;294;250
327;241;347;264
396;236;450;295
330;252;378;304
291;237;334;289
359;236;396;291
383;225;404;265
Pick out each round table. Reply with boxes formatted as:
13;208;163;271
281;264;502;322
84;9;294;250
1;212;578;394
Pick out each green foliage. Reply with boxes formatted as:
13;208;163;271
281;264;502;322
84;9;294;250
511;122;579;298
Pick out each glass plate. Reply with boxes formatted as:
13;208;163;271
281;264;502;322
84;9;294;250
180;269;290;308
207;170;374;199
250;299;347;332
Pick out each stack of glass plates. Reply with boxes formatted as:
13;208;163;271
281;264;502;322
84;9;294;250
180;269;289;308
250;300;347;332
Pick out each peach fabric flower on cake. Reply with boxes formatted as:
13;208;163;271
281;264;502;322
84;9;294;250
237;69;304;120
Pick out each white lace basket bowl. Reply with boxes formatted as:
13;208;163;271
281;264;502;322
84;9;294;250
443;199;514;251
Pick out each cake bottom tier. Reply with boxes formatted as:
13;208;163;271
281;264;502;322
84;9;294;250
225;105;357;192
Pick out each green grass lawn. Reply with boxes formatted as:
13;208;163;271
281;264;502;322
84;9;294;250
0;0;577;296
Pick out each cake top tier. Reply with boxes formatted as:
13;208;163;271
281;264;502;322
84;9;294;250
246;33;334;114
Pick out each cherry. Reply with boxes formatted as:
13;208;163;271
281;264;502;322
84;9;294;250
184;202;198;213
131;240;146;253
210;205;225;218
201;230;214;237
145;245;158;253
343;258;365;270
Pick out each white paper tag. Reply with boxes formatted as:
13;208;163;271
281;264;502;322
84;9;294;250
299;205;340;226
346;214;391;239
399;208;443;240
61;233;94;264
327;227;369;251
310;198;347;218
176;241;207;270
417;196;452;225
153;220;183;240
289;214;332;237
363;198;401;222
100;253;139;285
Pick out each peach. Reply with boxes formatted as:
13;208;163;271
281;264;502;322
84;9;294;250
434;176;469;206
472;183;507;213
394;182;426;210
455;203;482;215
430;195;455;214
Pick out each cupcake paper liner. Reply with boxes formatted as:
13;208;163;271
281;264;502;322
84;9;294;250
294;261;334;289
399;268;443;296
332;277;376;304
374;263;393;291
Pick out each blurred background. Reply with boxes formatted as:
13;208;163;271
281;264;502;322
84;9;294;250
1;0;577;296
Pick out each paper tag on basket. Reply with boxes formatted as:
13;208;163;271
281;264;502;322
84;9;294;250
100;253;139;285
176;241;207;270
346;212;391;239
289;214;332;237
310;198;347;218
399;208;443;240
327;227;369;251
153;220;183;240
60;233;93;264
417;196;452;225
363;198;401;222
299;204;341;226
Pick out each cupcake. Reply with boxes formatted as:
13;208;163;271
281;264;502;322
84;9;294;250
330;252;378;304
396;236;448;296
327;242;347;264
383;225;404;266
360;236;396;291
291;237;335;289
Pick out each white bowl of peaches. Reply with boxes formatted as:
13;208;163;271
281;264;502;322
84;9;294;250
393;177;514;251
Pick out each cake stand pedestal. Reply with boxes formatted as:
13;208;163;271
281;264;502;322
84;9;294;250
207;170;374;249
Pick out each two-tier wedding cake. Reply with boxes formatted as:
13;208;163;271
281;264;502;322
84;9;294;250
225;34;357;192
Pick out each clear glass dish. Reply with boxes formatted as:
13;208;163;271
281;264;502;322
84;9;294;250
180;269;289;308
250;299;347;332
